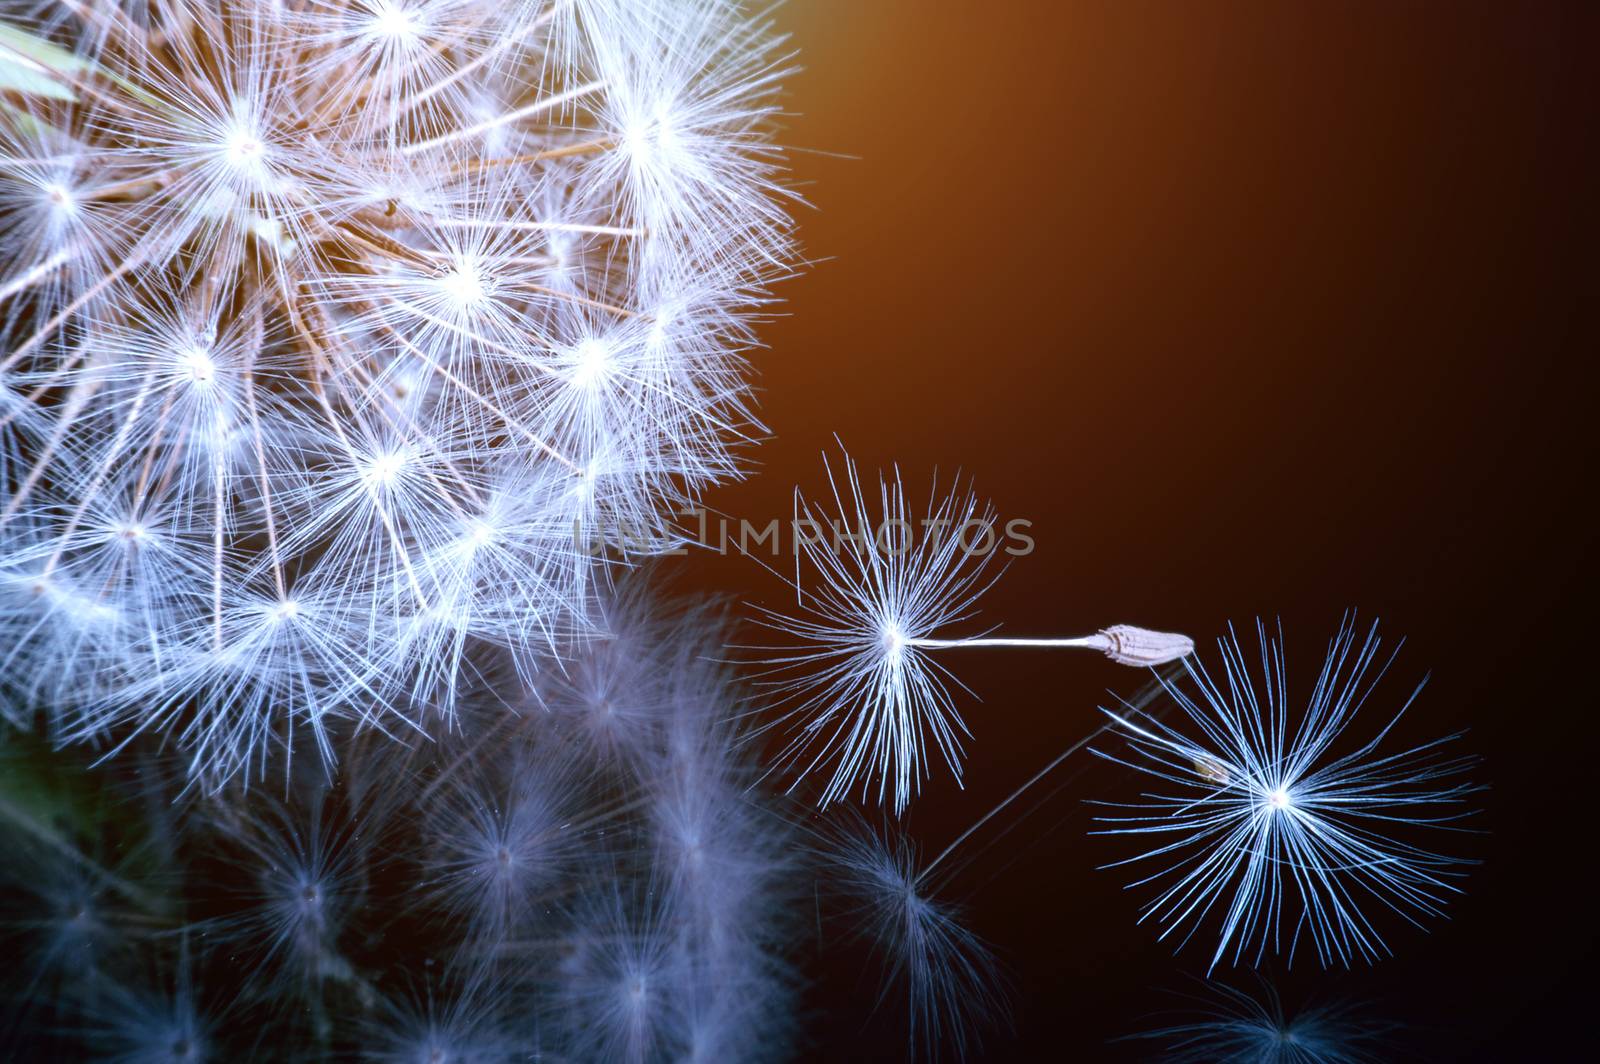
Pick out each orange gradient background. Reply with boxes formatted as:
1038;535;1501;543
670;3;1591;1059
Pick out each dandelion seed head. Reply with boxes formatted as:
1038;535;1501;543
363;0;424;45
44;181;76;217
176;344;217;385
1;0;798;784
435;258;493;310
880;619;908;662
568;337;616;391
3;584;806;1059
752;449;999;815
219;115;272;184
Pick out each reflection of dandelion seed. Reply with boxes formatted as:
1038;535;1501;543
0;580;803;1060
753;447;1192;815
1093;616;1482;971
1122;979;1398;1064
821;811;1004;1062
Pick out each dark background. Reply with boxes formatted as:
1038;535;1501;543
678;2;1596;1059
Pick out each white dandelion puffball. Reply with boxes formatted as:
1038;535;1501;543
0;0;797;784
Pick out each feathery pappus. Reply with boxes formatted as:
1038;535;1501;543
1092;616;1482;972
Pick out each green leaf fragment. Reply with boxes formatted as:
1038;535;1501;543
0;21;92;103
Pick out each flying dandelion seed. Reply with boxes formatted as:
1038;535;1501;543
0;0;798;785
751;447;1193;815
1092;615;1483;972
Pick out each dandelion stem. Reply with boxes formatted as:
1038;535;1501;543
0;251;147;374
243;366;288;602
0;795;159;908
0;250;72;303
921;673;1173;879
446;138;617;175
910;635;1104;651
41;372;159;576
434;216;647;239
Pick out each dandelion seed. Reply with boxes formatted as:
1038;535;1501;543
752;447;1193;814
1092;616;1482;971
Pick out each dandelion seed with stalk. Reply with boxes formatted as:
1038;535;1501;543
752;448;1193;815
